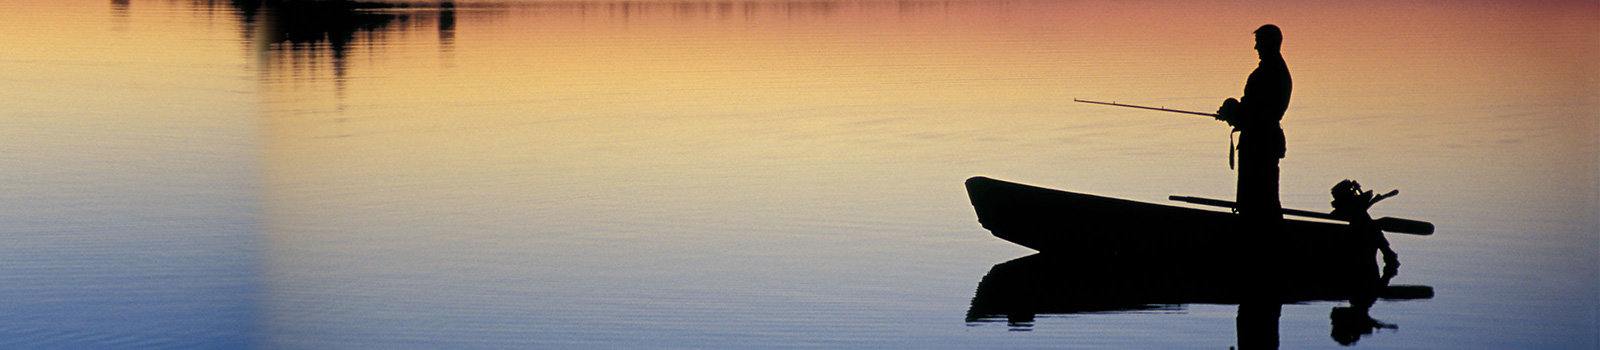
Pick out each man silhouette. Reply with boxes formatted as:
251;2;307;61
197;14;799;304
1219;25;1292;350
1217;24;1291;221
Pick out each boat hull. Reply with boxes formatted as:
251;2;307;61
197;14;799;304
965;176;1373;263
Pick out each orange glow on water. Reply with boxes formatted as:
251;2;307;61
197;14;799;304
255;0;1595;168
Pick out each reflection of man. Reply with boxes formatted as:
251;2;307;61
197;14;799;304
1217;24;1291;221
1330;238;1402;346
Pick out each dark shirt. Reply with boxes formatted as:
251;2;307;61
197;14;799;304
1236;52;1291;158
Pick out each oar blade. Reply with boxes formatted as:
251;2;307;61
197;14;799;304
1374;217;1434;236
1378;285;1435;300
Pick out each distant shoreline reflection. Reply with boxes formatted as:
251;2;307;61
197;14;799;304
225;0;1018;107
966;253;1433;348
231;0;991;74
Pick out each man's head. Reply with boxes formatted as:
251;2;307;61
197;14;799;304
1254;24;1283;53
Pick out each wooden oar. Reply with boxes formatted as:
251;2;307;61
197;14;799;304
1168;195;1434;236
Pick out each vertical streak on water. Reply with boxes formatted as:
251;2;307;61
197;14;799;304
0;0;259;348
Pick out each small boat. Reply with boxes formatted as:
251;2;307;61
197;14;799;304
964;176;1380;265
964;177;1431;345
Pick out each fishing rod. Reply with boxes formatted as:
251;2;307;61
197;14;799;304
1074;98;1220;118
1076;98;1237;167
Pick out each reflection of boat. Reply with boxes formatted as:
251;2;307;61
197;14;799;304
965;176;1373;258
965;253;1434;326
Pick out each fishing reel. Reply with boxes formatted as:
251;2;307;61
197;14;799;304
1216;97;1240;125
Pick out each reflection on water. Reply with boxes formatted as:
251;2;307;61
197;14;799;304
0;0;1594;348
967;253;1432;347
238;0;438;106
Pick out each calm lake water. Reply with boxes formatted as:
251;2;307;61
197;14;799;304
2;0;1595;349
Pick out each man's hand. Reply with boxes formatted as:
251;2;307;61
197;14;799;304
1216;98;1239;124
